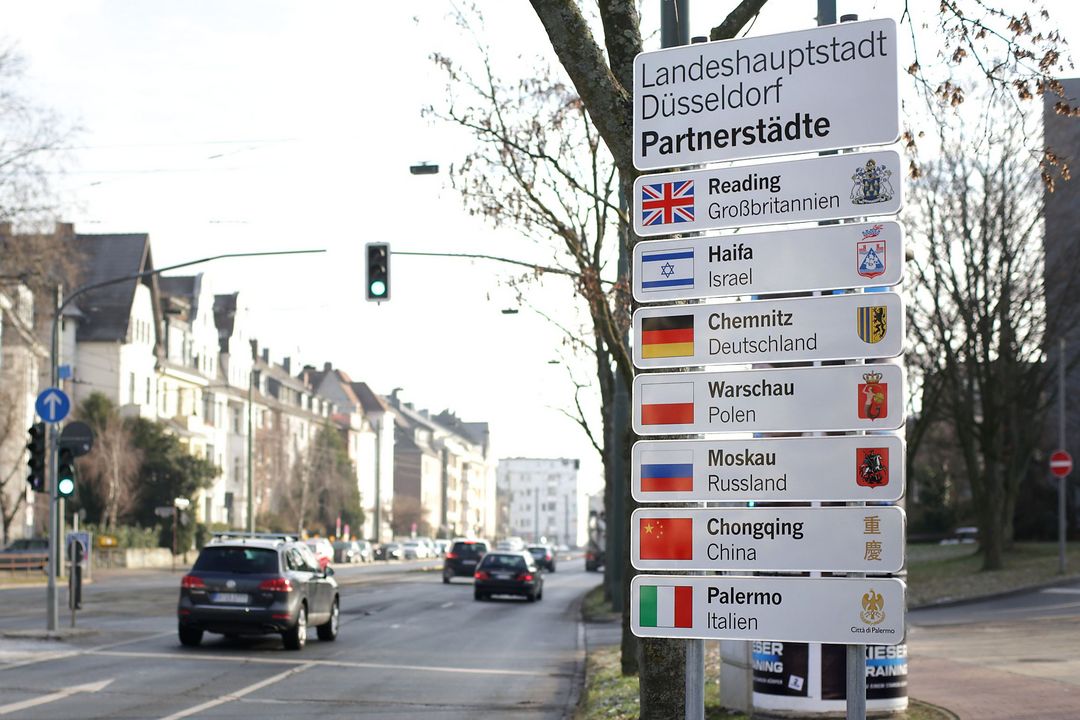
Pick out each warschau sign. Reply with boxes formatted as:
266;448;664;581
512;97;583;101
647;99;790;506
633;150;902;237
632;363;905;435
632;221;903;302
630;575;906;644
630;506;905;573
631;435;905;503
632;18;899;170
633;292;903;369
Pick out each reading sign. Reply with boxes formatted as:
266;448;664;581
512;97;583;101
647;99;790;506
632;18;899;170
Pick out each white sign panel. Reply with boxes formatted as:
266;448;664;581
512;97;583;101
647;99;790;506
633;150;902;237
632;435;905;503
631;575;906;644
633;292;903;369
633;221;903;302
633;363;904;435
631;506;905;573
633;18;899;170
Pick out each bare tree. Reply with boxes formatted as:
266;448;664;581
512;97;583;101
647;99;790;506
76;393;141;532
0;384;27;545
905;101;1080;570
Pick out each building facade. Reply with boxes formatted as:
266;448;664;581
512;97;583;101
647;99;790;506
496;457;585;547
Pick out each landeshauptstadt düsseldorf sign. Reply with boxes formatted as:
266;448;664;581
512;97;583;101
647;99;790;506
632;18;899;170
633;292;903;369
633;149;902;237
631;575;906;644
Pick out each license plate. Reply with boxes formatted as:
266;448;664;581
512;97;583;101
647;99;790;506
211;592;249;604
494;572;512;580
463;560;476;566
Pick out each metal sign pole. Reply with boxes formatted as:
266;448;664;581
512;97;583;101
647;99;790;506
1060;338;1068;575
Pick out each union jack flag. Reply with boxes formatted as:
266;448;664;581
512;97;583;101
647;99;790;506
641;180;695;226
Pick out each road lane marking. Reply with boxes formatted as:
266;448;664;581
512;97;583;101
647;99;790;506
439;602;454;608
1041;588;1080;595
0;678;113;716
89;649;561;677
158;663;314;720
0;630;175;672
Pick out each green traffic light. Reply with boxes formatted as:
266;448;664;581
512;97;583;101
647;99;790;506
370;280;387;297
57;476;75;497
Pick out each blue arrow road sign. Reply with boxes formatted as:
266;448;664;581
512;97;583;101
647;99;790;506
35;388;71;424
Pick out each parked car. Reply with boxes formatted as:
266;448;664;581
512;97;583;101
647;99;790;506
332;540;363;564
177;535;339;650
495;536;526;552
585;540;605;572
303;538;334;570
401;540;428;560
434;539;450;557
355;540;374;562
443;539;489;583
473;551;543;602
940;526;979;545
526;543;556;572
375;542;403;561
0;538;48;571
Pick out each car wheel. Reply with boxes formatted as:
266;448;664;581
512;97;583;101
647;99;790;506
474;588;485;601
527;590;537;603
317;597;339;641
537;587;543;601
549;565;556;573
283;603;307;650
178;625;203;647
443;572;451;584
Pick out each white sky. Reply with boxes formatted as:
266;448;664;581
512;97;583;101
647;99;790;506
3;1;1077;496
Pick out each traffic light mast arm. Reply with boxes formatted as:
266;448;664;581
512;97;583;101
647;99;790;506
391;250;607;282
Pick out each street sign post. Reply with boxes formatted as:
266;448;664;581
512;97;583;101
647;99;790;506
632;435;904;503
632;363;904;435
633;292;902;369
632;18;899;170
35;388;70;424
1050;450;1072;477
59;421;94;457
632;221;903;302
630;506;905;573
633;150;902;237
630;574;905;644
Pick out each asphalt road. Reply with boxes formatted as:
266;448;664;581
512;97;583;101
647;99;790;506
0;557;597;719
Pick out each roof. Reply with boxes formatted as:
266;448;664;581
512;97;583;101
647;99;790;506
352;382;389;414
213;293;238;353
72;234;158;342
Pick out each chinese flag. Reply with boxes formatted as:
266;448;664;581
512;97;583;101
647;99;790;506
639;517;693;560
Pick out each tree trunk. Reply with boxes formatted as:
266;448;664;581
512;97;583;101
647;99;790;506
638;637;686;719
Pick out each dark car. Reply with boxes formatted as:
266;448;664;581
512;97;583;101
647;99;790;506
526;543;556;572
333;540;363;564
0;538;49;570
473;551;543;602
177;535;339;651
585;540;605;572
443;539;489;583
375;542;403;561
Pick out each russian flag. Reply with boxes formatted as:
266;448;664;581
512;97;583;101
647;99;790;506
640;449;694;493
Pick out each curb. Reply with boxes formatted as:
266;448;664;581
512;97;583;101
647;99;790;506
0;628;100;641
909;572;1080;611
563;589;588;720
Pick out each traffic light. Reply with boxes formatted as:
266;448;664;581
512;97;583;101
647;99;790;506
366;242;390;301
56;447;76;498
26;423;45;492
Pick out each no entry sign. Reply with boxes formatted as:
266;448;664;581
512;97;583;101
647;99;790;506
1050;450;1073;477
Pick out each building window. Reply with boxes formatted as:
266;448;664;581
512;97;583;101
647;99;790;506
128;373;136;405
146;378;152;405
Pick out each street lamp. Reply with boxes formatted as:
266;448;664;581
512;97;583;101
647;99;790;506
43;248;325;631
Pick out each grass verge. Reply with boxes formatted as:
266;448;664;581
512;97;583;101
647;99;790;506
906;541;1080;606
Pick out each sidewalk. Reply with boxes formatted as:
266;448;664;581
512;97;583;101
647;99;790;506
907;615;1080;720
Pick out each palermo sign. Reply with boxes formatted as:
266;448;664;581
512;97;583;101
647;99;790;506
632;18;899;170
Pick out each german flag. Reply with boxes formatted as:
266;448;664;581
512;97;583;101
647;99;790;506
641;314;694;359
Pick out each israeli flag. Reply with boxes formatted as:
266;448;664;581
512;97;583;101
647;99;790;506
641;248;694;291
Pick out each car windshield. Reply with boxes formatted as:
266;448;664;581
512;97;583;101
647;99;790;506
480;554;528;571
193;546;279;574
451;541;487;557
527;547;547;558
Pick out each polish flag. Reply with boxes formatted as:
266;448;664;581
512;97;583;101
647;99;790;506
639;381;694;426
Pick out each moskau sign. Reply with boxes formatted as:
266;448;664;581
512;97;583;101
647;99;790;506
633;18;899;170
632;435;905;503
631;506;905;573
631;574;906;644
633;221;903;302
634;150;902;237
633;363;904;435
633;292;903;369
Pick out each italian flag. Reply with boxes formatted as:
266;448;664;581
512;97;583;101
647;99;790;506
639;584;693;628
